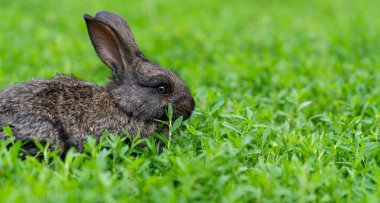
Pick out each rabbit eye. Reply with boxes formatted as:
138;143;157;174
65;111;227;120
155;85;168;95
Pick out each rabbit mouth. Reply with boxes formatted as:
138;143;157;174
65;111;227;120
155;105;169;121
156;100;194;122
181;111;192;120
158;113;169;121
173;111;192;120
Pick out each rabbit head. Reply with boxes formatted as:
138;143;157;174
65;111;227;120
84;11;195;122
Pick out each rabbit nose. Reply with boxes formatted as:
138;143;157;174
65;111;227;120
189;97;195;111
173;96;195;120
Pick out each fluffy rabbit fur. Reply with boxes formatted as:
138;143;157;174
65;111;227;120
0;11;195;155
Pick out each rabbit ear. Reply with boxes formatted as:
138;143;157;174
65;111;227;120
84;11;140;82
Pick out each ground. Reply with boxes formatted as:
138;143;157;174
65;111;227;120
0;0;380;202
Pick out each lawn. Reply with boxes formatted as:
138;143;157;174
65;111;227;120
1;0;380;202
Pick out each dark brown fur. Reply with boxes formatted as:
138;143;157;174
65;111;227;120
0;11;195;154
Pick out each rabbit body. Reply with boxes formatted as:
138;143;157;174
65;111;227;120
0;76;157;152
0;11;194;154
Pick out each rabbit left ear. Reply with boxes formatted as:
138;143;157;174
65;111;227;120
84;12;139;83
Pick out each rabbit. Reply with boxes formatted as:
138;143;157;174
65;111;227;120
0;11;195;155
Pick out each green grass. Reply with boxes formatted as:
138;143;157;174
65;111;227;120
1;0;380;202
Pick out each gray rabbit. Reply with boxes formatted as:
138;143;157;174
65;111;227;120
0;11;195;155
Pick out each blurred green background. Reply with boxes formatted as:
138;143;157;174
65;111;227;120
1;0;380;202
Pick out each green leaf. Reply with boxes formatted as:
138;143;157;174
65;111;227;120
298;101;312;112
167;103;173;121
33;138;46;152
170;116;183;133
210;99;225;115
246;108;255;121
155;119;169;125
222;121;242;134
2;125;13;137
